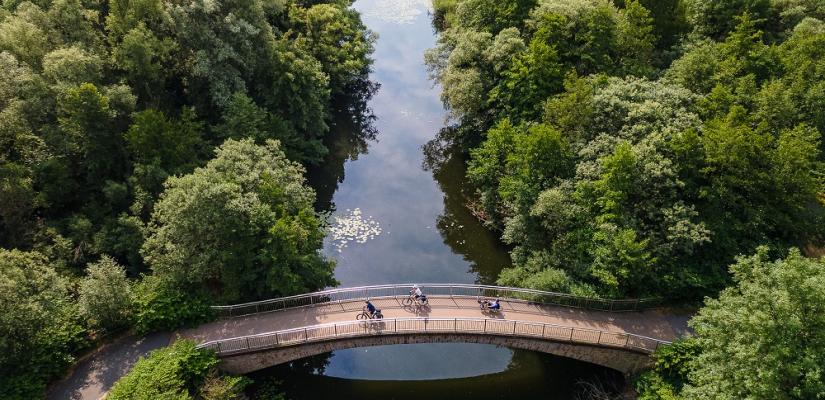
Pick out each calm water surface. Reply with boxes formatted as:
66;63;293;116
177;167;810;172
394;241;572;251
261;0;623;397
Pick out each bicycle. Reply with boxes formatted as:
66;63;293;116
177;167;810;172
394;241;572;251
477;298;501;314
356;307;383;320
402;293;428;307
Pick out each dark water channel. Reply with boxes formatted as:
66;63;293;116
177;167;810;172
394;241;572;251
252;0;624;397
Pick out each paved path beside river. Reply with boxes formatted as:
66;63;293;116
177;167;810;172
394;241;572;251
46;332;170;400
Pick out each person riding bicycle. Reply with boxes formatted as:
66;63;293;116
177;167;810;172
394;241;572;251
364;299;378;317
410;284;427;304
411;284;423;299
480;297;501;311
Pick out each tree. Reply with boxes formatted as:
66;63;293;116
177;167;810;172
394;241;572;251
78;256;133;331
142;139;336;303
685;0;772;39
0;14;50;68
297;4;375;97
125;108;203;172
57;83;126;187
42;46;104;87
0;249;86;400
683;248;825;399
112;24;177;103
617;0;656;76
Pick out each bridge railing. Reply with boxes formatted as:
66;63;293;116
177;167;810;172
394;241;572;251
210;283;660;318
197;317;670;356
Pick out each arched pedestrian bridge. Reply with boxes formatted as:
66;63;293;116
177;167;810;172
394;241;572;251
180;284;689;375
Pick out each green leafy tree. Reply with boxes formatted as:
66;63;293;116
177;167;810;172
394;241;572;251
42;46;104;87
58;83;126;188
0;249;86;400
685;0;771;39
78;256;133;331
0;14;50;68
683;248;825;399
296;4;375;97
617;0;656;76
142;139;336;303
112;24;177;103
125;108;203;172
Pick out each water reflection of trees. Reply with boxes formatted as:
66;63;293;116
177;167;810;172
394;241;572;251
307;79;380;212
423;128;512;285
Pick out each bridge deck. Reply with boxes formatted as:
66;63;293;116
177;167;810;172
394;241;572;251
178;296;690;345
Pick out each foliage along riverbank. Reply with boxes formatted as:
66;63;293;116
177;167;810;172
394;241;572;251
426;0;825;398
426;0;825;300
0;0;376;397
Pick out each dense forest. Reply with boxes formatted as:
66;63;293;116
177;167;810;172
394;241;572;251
2;0;825;397
426;0;825;397
0;0;375;396
426;0;825;299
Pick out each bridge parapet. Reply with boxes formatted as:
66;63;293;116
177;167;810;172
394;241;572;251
211;284;660;318
197;317;669;357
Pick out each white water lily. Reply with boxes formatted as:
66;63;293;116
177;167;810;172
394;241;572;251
329;208;382;252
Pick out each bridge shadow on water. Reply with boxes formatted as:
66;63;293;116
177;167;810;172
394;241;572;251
245;347;625;399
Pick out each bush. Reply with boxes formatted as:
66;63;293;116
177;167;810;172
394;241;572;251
634;338;700;399
107;340;248;400
131;275;213;335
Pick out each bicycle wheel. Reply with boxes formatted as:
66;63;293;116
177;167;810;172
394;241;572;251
375;311;383;319
356;312;367;320
402;296;413;306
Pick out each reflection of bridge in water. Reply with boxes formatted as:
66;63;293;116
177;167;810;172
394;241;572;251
180;284;689;375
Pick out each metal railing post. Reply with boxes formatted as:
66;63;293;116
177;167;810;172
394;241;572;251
597;331;602;345
542;324;546;337
246;338;250;350
512;321;517;335
304;328;309;341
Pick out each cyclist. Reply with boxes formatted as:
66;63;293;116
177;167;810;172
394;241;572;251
410;284;427;304
411;284;423;299
479;297;501;311
364;299;378;318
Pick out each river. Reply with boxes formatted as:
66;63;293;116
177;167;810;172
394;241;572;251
250;0;625;397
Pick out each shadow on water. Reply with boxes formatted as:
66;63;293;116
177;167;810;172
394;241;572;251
306;79;380;212
246;348;625;400
423;127;513;285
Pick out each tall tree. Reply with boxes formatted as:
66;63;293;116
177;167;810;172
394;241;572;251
142;139;335;303
684;248;825;399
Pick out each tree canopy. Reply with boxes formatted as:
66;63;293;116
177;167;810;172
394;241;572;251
143;139;336;303
430;0;825;299
636;248;825;399
0;0;373;396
